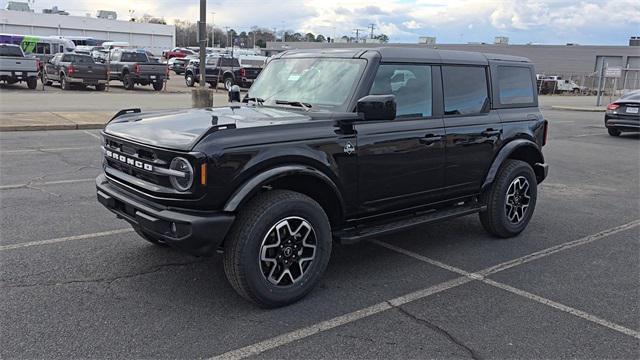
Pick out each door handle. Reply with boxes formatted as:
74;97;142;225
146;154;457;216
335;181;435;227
419;134;443;145
481;128;501;137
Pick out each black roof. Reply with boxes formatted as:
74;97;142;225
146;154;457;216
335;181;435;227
277;46;531;65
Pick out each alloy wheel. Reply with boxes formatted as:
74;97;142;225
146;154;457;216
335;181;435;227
258;216;317;287
505;176;531;224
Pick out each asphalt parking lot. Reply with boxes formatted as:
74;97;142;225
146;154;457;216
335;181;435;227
1;105;639;358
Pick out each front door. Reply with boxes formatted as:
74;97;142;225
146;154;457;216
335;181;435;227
355;64;446;214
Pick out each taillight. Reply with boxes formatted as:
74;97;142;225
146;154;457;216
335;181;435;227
543;119;549;146
239;68;246;77
607;103;620;111
134;64;141;74
67;64;75;76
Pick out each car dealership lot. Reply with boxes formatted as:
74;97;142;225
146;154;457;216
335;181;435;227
1;108;638;358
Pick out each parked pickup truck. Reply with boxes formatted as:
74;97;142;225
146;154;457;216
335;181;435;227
44;53;107;91
107;49;168;91
184;56;260;89
0;43;39;89
96;47;548;308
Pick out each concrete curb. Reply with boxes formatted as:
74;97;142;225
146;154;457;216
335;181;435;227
0;123;105;132
550;106;606;112
0;111;109;132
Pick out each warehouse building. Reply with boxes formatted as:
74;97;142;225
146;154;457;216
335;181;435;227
263;40;640;90
0;9;175;55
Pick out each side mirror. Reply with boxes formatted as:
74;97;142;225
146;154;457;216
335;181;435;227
228;85;241;103
356;95;396;121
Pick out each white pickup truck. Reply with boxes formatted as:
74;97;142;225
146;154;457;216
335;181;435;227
0;43;39;89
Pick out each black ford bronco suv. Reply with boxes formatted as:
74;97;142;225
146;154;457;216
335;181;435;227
96;47;548;307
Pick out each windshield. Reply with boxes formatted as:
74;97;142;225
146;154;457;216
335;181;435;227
248;58;366;110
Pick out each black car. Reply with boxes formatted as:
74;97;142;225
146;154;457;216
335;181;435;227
96;47;548;307
184;56;260;89
605;90;640;136
107;49;168;91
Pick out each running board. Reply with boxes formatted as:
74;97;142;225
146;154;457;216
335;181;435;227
334;204;486;245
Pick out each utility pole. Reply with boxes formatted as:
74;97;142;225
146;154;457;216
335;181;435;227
353;28;364;43
198;0;206;88
224;26;231;48
369;23;375;39
210;12;216;47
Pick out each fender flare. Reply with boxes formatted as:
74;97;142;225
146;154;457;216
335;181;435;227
223;164;345;213
481;139;545;191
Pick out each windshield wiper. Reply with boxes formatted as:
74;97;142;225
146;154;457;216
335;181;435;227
275;100;312;110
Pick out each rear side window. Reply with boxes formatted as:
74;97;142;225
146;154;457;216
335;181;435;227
498;66;534;105
121;52;148;62
442;66;488;115
0;46;23;57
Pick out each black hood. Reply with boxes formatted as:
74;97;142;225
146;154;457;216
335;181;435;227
104;106;312;151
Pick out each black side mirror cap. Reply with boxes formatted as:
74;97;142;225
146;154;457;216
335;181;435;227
356;95;396;121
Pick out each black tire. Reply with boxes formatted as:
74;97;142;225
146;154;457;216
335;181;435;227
60;75;70;90
223;190;332;308
208;81;216;88
224;76;234;90
608;128;621;137
123;73;135;90
26;77;37;89
152;81;163;91
135;229;168;247
95;83;106;91
43;74;53;86
479;160;537;238
185;73;195;87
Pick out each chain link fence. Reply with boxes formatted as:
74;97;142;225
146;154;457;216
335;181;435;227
536;68;640;97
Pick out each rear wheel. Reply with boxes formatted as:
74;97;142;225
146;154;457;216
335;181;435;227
152;80;163;91
26;77;37;89
95;83;105;91
607;128;621;137
223;190;332;308
60;75;71;90
479;160;537;238
224;76;234;90
123;73;135;90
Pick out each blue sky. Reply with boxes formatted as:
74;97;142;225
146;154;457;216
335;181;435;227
6;0;639;45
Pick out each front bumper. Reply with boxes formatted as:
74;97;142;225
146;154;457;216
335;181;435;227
96;174;235;256
605;114;640;132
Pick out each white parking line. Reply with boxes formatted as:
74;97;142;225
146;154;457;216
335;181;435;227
82;130;101;140
0;228;133;251
212;219;640;359
0;178;95;190
1;146;97;154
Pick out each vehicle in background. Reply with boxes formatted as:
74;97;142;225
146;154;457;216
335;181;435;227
43;53;107;91
101;42;129;53
536;75;588;94
184;56;259;89
162;47;195;60
169;55;197;75
605;90;640;136
107;48;168;91
74;45;103;55
58;36;105;47
0;43;39;89
0;33;75;63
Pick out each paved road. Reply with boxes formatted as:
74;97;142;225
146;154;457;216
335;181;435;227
1;110;639;359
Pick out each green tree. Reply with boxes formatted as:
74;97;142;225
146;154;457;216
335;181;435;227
305;32;315;42
374;34;389;43
316;34;326;42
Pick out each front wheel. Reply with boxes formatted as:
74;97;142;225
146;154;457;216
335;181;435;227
479;160;537;238
60;75;70;90
223;190;332;308
185;73;195;87
608;128;621;137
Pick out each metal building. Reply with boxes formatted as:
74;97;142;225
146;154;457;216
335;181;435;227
0;9;175;55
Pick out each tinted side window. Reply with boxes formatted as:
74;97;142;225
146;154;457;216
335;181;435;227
498;66;534;105
36;43;50;54
442;66;488;115
370;64;432;118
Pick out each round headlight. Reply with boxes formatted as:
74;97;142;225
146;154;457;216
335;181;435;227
169;157;193;192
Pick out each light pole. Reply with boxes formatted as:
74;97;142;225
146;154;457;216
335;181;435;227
210;12;215;48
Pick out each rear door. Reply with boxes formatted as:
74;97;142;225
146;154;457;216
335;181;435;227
355;63;446;214
441;65;502;197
